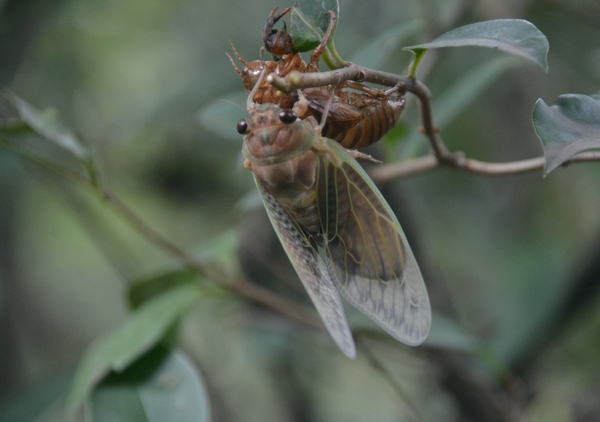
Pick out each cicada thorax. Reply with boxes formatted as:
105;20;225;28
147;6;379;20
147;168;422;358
240;102;322;234
229;46;313;107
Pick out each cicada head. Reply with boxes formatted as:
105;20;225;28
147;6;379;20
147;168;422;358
238;102;316;165
227;43;277;93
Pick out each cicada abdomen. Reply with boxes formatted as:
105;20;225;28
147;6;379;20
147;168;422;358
303;85;406;149
237;75;431;358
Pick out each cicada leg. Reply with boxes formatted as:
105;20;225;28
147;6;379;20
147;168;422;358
308;11;338;71
312;84;340;135
341;80;403;99
263;7;294;57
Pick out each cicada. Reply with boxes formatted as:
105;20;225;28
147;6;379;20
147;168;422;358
237;75;431;358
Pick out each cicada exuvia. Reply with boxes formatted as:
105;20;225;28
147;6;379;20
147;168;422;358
229;7;406;150
229;47;406;150
237;74;431;358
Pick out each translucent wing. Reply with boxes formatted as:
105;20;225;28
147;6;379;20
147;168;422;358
255;184;357;359
316;139;431;345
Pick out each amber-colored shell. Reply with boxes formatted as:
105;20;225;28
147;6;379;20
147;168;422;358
229;7;404;149
302;86;406;149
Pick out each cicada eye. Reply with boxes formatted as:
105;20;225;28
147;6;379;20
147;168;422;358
279;109;297;124
237;119;249;134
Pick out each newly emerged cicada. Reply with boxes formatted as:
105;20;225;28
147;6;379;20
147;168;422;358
229;7;406;150
237;74;431;358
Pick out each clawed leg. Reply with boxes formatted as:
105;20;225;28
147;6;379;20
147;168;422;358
341;81;402;98
263;7;294;57
346;150;382;164
293;90;309;117
308;11;338;71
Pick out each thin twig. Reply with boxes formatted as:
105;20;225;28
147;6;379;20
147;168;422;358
0;139;324;330
368;155;438;183
99;188;324;330
231;279;323;330
267;63;409;92
268;65;600;182
369;151;600;184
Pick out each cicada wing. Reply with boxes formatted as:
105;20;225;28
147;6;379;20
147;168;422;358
316;140;431;346
255;184;356;359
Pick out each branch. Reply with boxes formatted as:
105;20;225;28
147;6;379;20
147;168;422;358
267;63;454;162
267;65;600;181
369;152;600;184
267;63;409;92
100;188;324;330
368;155;438;182
0;140;325;332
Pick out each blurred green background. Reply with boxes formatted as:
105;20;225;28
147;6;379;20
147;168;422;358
1;0;600;421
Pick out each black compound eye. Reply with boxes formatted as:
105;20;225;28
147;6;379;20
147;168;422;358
279;109;297;124
236;119;249;134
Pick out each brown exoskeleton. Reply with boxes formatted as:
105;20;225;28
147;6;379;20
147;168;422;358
229;7;406;149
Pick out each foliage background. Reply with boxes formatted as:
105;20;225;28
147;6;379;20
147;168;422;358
1;0;599;421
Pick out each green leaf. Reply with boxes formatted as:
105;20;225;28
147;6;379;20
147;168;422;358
0;117;29;135
87;349;210;422
290;0;345;68
3;91;92;161
404;19;549;73
128;269;201;310
533;94;600;175
197;91;247;142
290;0;339;53
350;20;423;69
66;284;201;418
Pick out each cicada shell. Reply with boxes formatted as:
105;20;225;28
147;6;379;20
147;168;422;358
302;85;406;149
229;51;406;149
229;8;405;150
227;47;308;108
228;8;320;109
237;84;431;358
